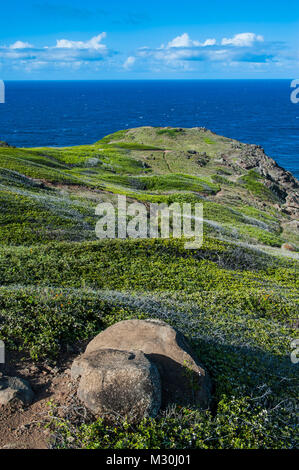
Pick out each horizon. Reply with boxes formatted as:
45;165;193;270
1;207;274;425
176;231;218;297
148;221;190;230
2;78;296;81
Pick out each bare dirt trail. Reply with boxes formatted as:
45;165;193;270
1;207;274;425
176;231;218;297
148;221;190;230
163;151;172;172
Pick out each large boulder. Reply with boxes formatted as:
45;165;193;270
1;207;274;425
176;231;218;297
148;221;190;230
0;375;34;406
71;348;161;422
85;319;211;409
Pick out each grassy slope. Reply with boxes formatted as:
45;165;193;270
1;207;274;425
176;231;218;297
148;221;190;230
0;127;298;449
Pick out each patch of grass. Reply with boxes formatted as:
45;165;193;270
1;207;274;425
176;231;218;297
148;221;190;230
0;148;85;184
240;171;277;202
51;394;297;449
111;142;162;151
133;174;220;193
203;137;216;145
0;185;96;245
211;174;237;187
156;128;183;138
238;225;283;247
97;130;129;144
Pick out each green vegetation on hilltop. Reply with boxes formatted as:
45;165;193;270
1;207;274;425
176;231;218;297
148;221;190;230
0;126;298;449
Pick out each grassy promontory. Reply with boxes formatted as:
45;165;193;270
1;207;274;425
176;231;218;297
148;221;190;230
0;127;298;449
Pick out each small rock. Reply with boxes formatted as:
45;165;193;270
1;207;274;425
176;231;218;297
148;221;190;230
281;243;296;252
1;444;20;449
0;376;34;406
85;157;100;167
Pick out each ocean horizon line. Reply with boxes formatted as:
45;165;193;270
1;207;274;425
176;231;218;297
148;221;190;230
1;78;296;82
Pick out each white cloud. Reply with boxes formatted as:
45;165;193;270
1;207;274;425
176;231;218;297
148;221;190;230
10;41;33;49
0;30;289;75
201;38;217;47
123;56;136;69
136;31;279;72
165;33;216;49
0;33;112;73
221;33;264;47
166;33;200;48
54;33;107;50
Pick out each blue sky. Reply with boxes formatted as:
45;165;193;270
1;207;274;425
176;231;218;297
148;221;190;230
0;0;298;79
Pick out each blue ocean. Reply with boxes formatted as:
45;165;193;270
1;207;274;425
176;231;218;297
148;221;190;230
0;80;298;178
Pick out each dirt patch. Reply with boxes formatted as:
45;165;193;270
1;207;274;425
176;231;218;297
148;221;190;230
0;351;80;449
163;151;172;172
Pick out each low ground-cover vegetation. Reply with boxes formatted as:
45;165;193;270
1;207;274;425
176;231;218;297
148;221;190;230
0;127;298;449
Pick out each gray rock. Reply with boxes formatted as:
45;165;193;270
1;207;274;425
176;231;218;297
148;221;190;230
0;376;34;406
0;141;12;148
72;348;161;422
85;319;211;409
85;157;100;167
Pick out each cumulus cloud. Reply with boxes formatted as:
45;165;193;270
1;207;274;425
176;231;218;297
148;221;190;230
163;33;216;49
201;38;217;47
0;30;292;75
137;31;278;69
166;33;200;48
123;56;136;69
0;33;112;71
221;33;264;47
10;41;33;49
54;33;107;51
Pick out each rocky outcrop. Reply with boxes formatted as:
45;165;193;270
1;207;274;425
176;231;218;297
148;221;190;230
284;194;299;218
0;141;15;148
71;348;161;422
237;144;299;217
84;319;211;409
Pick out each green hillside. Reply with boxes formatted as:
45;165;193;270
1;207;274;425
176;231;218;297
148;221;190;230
0;127;298;449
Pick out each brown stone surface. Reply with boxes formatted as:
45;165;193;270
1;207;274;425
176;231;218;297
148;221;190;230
71;348;161;422
281;243;296;252
85;319;211;408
